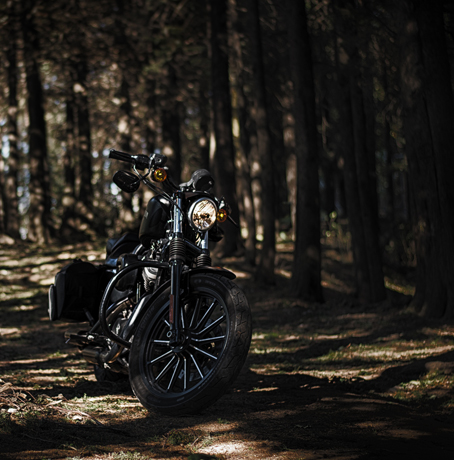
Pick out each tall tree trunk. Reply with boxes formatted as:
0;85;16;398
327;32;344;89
114;0;136;233
162;64;182;185
59;75;78;240
287;0;323;301
5;0;21;240
144;78;157;156
245;0;275;283
198;83;211;172
228;0;257;265
0;140;6;236
116;77;136;232
22;0;52;243
349;58;386;302
75;58;94;217
398;0;454;319
334;1;386;302
210;0;241;257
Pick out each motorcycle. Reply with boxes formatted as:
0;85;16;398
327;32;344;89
48;148;252;415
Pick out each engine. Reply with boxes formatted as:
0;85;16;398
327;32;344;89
142;239;168;292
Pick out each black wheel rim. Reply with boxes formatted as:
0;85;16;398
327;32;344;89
142;288;229;395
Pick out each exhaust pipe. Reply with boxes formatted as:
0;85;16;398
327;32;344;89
81;342;123;365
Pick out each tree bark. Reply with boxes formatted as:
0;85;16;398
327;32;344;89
114;0;137;233
333;1;386;302
228;0;257;265
398;0;454;318
0;142;6;236
116;76;136;232
210;0;241;257
162;64;182;185
245;0;276;283
75;58;94;216
22;0;52;243
5;0;21;240
287;0;323;301
59;77;78;241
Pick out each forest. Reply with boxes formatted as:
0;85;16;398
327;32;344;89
1;0;454;319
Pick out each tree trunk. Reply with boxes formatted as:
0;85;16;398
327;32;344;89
210;0;241;257
116;77;136;232
333;1;386;302
5;0;21;240
59;77;78;241
75;58;94;216
144;78;157;156
398;0;454;319
0;141;6;236
228;0;257;265
245;0;276;283
22;0;52;243
162;64;182;185
287;0;323;301
349;58;386;302
114;0;136;234
198;83;211;172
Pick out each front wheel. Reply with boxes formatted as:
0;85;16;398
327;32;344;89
129;273;252;415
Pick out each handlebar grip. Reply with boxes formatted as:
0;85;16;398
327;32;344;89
109;149;134;164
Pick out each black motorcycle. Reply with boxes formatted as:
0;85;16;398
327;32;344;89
48;149;252;415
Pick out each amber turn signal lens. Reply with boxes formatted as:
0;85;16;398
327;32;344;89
217;209;228;223
153;168;167;182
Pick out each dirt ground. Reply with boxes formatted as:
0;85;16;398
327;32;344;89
1;240;454;460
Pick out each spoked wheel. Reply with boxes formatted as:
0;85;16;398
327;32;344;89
129;273;252;415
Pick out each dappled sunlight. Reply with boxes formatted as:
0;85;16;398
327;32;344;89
1;242;454;460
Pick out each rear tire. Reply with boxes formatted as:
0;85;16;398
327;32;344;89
129;274;252;415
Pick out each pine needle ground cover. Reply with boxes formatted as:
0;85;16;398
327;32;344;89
1;242;453;460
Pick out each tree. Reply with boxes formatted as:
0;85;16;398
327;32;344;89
244;0;276;284
228;0;257;265
210;0;241;257
0;141;6;237
398;0;454;318
287;0;323;301
59;77;78;240
21;0;52;243
161;63;183;185
4;0;21;240
333;1;386;302
75;56;94;221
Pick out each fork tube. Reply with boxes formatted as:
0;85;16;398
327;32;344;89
169;192;185;345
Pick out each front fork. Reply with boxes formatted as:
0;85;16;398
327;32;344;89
168;193;211;346
168;192;186;347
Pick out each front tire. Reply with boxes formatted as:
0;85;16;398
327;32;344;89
129;273;252;415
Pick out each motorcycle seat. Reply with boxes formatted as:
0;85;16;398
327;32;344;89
105;232;141;265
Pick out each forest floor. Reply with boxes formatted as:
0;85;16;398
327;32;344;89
1;238;454;460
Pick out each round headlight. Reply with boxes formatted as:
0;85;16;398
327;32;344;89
189;198;217;231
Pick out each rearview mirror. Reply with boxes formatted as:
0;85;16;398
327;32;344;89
113;170;140;193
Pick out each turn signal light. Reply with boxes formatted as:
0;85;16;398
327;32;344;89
217;209;228;223
153;168;167;182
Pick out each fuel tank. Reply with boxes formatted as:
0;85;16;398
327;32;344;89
139;194;171;246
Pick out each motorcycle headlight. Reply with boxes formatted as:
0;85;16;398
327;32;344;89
188;198;217;231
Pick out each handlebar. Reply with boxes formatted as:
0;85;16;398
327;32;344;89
109;149;150;170
109;147;235;225
109;149;167;170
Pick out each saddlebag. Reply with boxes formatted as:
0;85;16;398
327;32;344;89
48;260;103;322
